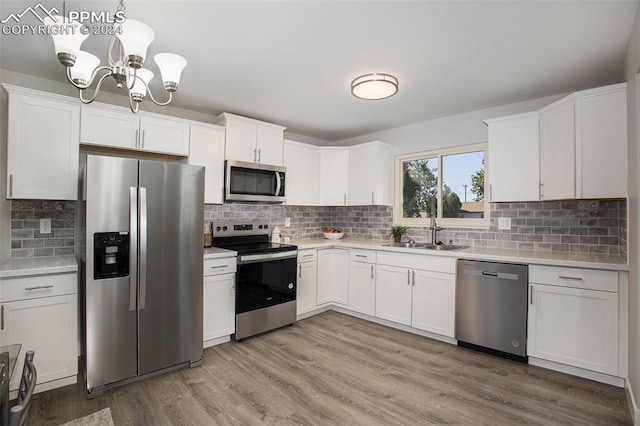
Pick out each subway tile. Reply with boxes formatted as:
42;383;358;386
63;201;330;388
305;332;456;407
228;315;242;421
579;236;599;245
33;248;55;257
11;248;33;258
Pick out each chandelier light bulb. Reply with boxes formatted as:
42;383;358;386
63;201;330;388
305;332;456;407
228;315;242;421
44;16;89;67
154;53;187;92
116;19;155;69
130;68;154;102
69;51;101;85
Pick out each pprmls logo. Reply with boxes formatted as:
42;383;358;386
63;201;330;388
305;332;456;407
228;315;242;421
1;2;125;36
1;2;59;24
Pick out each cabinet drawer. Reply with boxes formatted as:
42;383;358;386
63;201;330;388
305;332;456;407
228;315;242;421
297;250;317;263
529;265;618;292
203;257;237;276
349;249;376;264
1;273;77;302
377;252;456;274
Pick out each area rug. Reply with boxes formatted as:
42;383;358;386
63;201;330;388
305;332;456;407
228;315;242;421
60;407;114;426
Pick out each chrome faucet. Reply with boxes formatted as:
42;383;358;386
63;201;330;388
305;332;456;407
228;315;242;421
429;209;442;246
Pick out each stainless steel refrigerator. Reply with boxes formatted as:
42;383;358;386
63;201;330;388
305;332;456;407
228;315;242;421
81;155;204;396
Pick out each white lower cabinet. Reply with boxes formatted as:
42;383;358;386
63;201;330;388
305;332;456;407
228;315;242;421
0;272;78;393
317;248;349;306
203;256;236;347
375;253;456;338
297;250;318;315
348;250;376;316
411;269;455;338
527;265;619;376
375;264;413;325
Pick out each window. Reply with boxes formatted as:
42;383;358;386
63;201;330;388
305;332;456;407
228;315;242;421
394;143;489;227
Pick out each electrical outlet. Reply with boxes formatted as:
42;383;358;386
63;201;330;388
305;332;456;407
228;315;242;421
285;217;291;227
498;217;511;230
40;218;51;234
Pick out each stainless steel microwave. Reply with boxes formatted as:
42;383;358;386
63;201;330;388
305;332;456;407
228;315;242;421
225;160;286;203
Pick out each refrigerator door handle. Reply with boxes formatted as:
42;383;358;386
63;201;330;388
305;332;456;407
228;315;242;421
129;187;138;312
139;187;148;310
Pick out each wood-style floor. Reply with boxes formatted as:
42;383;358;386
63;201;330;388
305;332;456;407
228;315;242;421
29;311;631;425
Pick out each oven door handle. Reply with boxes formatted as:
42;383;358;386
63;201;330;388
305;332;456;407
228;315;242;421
239;251;297;264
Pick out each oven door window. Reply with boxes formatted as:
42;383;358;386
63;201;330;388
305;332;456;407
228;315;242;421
236;257;297;314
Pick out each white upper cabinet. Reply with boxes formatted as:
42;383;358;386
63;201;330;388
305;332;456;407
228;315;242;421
348;141;393;206
319;148;350;206
539;97;576;200
4;85;79;200
188;124;226;204
488;83;627;202
215;112;286;166
575;85;627;199
80;103;190;156
485;112;540;202
283;140;320;205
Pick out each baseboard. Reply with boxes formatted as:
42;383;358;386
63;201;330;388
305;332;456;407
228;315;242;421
625;378;640;425
527;357;624;387
203;335;230;349
9;375;77;400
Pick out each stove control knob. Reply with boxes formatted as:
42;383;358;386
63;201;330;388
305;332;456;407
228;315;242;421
258;225;263;229
216;226;221;231
288;283;294;290
223;226;228;231
265;224;269;229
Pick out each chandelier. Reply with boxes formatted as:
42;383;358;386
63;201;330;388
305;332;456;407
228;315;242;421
44;0;186;113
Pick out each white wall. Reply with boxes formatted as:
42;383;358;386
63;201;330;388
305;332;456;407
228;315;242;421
335;94;563;154
625;4;640;423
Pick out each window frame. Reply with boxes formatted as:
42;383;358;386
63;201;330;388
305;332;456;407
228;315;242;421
394;142;490;228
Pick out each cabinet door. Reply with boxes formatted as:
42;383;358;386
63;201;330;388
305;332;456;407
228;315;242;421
139;115;190;156
539;100;575;200
80;105;138;149
576;89;627;199
224;120;257;162
283;140;320;205
411;269;455;337
375;264;412;326
189;125;225;204
348;143;393;205
348;262;376;316
528;283;618;375
319;149;350;206
7;95;79;200
297;260;318;315
316;249;349;306
256;126;284;166
486;112;540;202
203;273;235;344
1;294;78;391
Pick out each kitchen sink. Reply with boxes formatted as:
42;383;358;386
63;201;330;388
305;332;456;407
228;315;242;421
422;244;469;251
383;242;426;248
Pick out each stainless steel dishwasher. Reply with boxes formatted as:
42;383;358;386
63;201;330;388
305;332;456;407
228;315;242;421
455;259;528;362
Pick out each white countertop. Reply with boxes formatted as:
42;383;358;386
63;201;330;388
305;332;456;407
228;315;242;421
204;247;237;259
0;256;78;279
291;238;628;271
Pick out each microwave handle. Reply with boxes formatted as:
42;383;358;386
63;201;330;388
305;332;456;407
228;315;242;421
275;171;281;196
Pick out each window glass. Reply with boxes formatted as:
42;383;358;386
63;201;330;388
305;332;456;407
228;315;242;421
394;143;489;227
442;151;485;219
402;157;437;219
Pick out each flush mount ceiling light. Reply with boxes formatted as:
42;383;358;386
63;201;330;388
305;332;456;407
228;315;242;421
44;0;186;113
351;73;399;100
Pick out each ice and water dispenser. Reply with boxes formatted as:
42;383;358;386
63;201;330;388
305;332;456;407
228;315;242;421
94;232;130;279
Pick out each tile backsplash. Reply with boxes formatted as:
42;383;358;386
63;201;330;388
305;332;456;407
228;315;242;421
10;200;76;258
9;199;627;261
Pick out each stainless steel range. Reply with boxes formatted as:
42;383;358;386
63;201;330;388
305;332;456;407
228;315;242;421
212;222;297;340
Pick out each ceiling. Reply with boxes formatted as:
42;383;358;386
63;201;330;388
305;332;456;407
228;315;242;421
1;0;638;143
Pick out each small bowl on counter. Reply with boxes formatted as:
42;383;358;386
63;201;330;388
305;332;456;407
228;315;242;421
323;230;344;240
